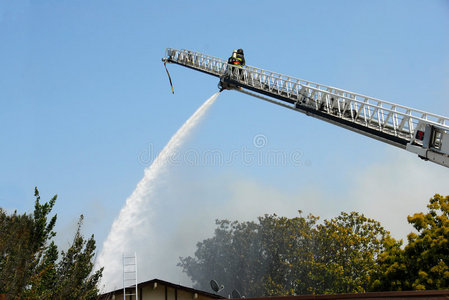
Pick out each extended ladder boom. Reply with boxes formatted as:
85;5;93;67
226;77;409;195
162;48;449;168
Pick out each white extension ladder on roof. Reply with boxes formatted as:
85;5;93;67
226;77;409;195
162;48;449;168
123;253;138;300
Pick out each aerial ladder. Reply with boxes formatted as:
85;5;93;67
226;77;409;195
162;48;449;169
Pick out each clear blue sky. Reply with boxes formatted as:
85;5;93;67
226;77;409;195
1;0;449;287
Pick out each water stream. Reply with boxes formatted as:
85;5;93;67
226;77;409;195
97;92;220;291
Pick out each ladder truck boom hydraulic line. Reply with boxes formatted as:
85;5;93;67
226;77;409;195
162;48;449;169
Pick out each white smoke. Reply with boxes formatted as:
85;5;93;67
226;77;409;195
97;92;220;292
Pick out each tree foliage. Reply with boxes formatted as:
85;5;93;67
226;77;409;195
311;212;387;294
0;188;103;299
373;194;449;291
179;211;389;296
178;219;266;297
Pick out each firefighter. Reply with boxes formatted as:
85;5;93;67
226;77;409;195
236;48;245;66
228;50;238;65
227;49;245;78
228;49;245;67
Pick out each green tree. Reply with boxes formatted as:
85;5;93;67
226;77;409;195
51;215;103;299
310;212;389;294
0;188;103;299
178;219;265;297
0;188;57;297
261;212;318;296
372;194;449;291
178;213;320;297
179;211;387;296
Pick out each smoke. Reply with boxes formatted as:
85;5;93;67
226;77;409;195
348;148;449;241
97;92;220;292
96;89;449;293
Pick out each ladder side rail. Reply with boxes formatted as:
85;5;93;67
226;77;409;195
241;62;416;113
299;83;447;129
321;91;407;138
237;66;442;140
167;49;227;77
356;103;415;139
122;253;138;299
240;59;449;125
226;72;430;149
288;75;440;138
164;49;449;133
176;48;227;67
281;73;446;121
237;64;449;131
286;73;448;132
165;49;445;121
241;67;440;136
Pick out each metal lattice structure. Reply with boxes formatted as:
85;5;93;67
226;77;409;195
123;253;137;300
163;48;449;168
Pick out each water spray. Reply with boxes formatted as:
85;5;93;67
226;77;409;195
98;92;220;292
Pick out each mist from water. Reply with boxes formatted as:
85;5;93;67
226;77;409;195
97;92;220;292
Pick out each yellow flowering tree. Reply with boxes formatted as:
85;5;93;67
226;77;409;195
372;194;449;291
